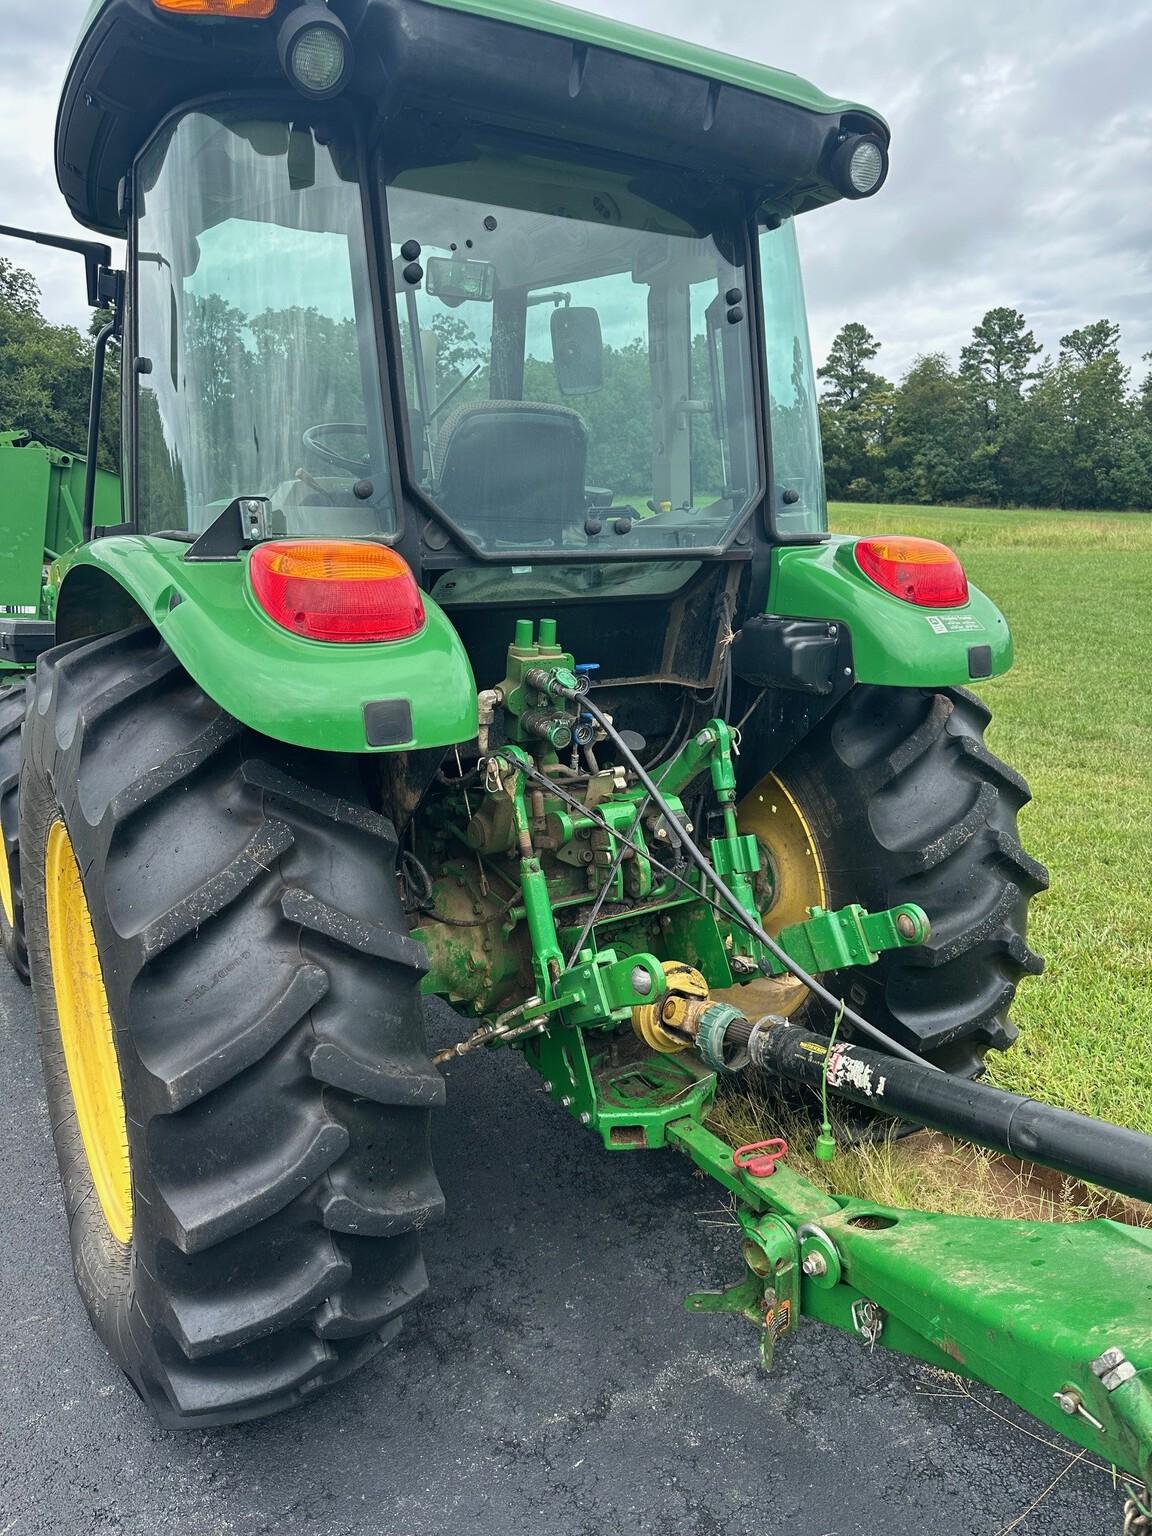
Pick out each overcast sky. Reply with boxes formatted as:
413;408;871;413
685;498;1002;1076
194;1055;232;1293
2;0;1150;382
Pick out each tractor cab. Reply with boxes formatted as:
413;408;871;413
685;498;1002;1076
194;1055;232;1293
133;105;825;590
55;0;890;621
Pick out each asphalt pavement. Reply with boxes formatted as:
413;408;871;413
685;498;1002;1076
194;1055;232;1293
0;968;1122;1536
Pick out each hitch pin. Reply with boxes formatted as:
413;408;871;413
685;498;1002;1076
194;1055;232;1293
1052;1388;1105;1432
851;1298;884;1352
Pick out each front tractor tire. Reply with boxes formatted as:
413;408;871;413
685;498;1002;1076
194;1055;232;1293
0;679;29;982
741;684;1048;1077
22;627;444;1427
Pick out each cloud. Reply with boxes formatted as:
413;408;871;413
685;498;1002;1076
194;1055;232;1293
2;0;1148;388
0;0;125;333
581;0;1152;381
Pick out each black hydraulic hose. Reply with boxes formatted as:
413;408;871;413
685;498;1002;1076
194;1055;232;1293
568;692;935;1069
753;1023;1152;1205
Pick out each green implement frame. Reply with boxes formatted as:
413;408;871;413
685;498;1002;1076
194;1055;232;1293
0;431;121;673
673;1116;1152;1493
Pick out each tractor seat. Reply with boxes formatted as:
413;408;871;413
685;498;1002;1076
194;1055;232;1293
432;400;589;542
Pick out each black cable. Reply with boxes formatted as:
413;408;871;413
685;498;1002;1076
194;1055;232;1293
542;695;938;1070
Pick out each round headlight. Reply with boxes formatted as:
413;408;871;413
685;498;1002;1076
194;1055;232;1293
829;133;890;200
290;25;347;92
848;139;885;194
278;5;352;99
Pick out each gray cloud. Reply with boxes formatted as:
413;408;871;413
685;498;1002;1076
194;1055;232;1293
585;0;1152;381
2;0;1149;384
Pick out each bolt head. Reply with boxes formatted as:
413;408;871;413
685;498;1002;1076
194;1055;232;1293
896;912;918;940
1092;1346;1127;1376
542;1080;553;1093
1053;1389;1081;1416
802;1252;828;1278
560;1095;573;1109
631;966;654;996
579;1112;591;1125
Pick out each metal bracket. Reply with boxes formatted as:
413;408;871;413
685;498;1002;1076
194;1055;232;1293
184;497;271;562
684;1212;801;1370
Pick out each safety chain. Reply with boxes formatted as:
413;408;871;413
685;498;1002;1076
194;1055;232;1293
1124;1496;1152;1535
431;998;548;1067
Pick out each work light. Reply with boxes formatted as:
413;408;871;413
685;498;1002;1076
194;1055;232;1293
829;132;889;199
277;3;351;98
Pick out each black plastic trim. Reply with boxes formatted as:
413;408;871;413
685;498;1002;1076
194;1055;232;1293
730;615;840;694
363;698;414;748
0;619;56;665
968;643;993;680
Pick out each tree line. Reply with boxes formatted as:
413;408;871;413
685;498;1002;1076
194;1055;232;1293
819;310;1152;510
0;256;119;469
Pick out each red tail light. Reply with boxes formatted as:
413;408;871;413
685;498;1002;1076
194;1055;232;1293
249;541;426;643
153;0;277;15
854;537;969;608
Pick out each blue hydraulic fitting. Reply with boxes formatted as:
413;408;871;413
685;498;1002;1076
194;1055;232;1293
573;662;598;697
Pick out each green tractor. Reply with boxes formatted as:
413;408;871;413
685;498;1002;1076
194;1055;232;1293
3;1;1151;1518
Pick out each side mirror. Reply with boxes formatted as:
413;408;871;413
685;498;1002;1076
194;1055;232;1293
551;307;603;396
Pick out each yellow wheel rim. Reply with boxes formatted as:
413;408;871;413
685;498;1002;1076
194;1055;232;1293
719;772;828;1018
0;843;13;929
45;820;132;1243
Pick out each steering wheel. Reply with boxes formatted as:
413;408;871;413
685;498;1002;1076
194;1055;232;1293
302;423;372;475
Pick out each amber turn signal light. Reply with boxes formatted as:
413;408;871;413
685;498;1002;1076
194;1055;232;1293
249;541;427;644
152;0;277;17
854;537;969;608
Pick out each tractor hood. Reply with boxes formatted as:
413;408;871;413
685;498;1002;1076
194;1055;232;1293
59;0;888;237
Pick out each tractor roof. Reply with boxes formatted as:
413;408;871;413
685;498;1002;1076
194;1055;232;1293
60;0;888;237
421;0;870;120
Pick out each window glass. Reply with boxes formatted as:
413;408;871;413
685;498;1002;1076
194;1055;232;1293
386;152;758;555
759;220;827;534
135;112;392;536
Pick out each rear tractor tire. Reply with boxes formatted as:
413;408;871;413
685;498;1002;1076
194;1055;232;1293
738;684;1048;1076
22;627;444;1426
0;679;29;982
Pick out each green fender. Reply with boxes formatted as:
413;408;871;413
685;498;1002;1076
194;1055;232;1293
51;536;478;755
768;537;1013;687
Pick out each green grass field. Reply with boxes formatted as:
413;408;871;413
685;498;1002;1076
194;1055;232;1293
828;502;1152;1132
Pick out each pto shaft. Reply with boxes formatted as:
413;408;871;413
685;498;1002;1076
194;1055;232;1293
748;1023;1152;1206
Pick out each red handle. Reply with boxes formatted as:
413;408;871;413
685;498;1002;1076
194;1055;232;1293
732;1138;788;1178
